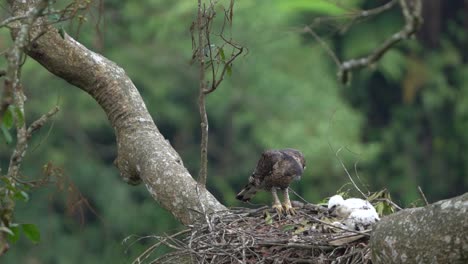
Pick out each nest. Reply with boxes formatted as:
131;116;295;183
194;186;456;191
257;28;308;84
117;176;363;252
135;202;373;264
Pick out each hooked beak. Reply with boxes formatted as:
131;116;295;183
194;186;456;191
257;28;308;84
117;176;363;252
328;205;338;216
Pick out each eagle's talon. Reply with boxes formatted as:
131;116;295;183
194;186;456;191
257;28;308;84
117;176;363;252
235;149;306;218
283;203;296;215
272;203;283;215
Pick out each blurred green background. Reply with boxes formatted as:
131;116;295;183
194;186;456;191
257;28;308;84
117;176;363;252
1;0;467;263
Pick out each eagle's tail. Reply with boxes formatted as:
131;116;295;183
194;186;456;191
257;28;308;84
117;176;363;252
236;183;257;202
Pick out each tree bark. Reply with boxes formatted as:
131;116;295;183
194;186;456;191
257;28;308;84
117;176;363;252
9;0;225;225
371;192;468;263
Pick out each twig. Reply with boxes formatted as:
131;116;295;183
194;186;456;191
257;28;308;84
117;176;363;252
204;45;243;94
353;159;370;195
303;26;341;68
374;198;402;211
193;1;242;187
356;0;398;18
335;147;367;199
303;0;421;84
301;212;371;237
131;229;190;264
417;186;429;205
8;106;59;180
287;187;310;204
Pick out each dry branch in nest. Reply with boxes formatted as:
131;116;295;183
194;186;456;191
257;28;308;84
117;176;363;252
135;202;374;264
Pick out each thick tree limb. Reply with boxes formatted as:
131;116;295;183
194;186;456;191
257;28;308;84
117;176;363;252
371;193;468;263
9;0;226;225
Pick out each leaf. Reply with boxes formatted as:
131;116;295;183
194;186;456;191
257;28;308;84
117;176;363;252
219;47;226;61
58;27;66;39
293;225;307;235
264;211;273;225
22;224;40;243
14;190;29;202
282;225;295;231
13;106;24;125
7;225;20;244
379;50;406;82
1;124;13;144
2;106;14;129
0;227;14;236
48;13;60;22
226;64;232;76
277;0;353;16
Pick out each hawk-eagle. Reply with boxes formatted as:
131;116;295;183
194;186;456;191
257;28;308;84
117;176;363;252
236;149;306;215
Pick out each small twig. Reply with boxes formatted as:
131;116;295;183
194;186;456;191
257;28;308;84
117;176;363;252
303;26;341;68
287;187;310;204
374;198;402;211
417;186;429;205
8;106;59;180
302;213;371;237
132;229;189;263
353;159;370;195
356;0;398;17
335;147;367;199
204;46;243;94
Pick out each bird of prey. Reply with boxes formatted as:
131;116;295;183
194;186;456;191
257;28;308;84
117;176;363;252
328;194;380;230
236;149;306;215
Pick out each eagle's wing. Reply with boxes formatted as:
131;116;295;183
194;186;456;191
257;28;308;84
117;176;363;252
251;150;283;183
236;150;282;202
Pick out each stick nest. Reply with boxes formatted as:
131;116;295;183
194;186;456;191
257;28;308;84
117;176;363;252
137;202;373;264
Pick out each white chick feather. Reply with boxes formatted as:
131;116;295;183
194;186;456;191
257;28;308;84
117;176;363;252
328;194;380;231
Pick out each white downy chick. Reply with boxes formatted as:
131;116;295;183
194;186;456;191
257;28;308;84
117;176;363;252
328;194;380;231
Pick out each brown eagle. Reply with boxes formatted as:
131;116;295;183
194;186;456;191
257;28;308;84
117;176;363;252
236;149;306;215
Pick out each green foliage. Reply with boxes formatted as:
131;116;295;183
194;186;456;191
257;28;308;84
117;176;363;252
276;0;363;16
6;223;41;244
20;224;41;243
0;124;12;144
338;1;468;204
1;105;24;144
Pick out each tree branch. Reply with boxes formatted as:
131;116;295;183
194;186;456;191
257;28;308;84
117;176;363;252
8;0;226;225
197;0;208;187
338;0;422;83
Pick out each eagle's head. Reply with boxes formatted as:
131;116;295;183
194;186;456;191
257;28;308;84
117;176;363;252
283;148;306;170
327;195;352;218
328;194;344;208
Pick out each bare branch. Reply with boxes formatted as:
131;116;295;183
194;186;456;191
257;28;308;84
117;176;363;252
7;106;59;180
303;0;422;84
204;45;243;94
196;0;209;187
194;0;242;186
417;186;429;205
338;0;422;83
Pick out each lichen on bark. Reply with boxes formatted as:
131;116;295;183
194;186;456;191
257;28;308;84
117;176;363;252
371;193;468;264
